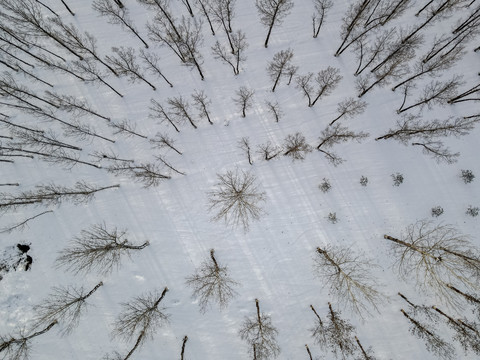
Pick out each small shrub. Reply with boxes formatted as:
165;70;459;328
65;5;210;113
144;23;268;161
391;173;404;186
431;206;444;217
460;170;475;184
327;212;338;224
360;175;368;187
466;206;479;217
319;178;331;193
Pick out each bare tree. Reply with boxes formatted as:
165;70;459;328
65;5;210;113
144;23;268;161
357;57;408;97
49;18;119;76
383;220;480;305
109;119;147;139
432;305;480;356
329;98;367;126
208;168;266;232
296;67;342;107
105;46;156;90
0;210;53;234
264;100;282;122
110;287;169;360
0;182;119;214
211;30;248;75
316;124;369;165
446;284;480;320
400;308;455;360
149;98;180;132
282;132;312;161
148;15;205;80
150;132;183;155
375;114;479;163
234;86;255;117
60;0;75;16
0;72;59;109
257;141;281;161
309;303;357;359
238;137;253;165
313;245;385;317
376;114;479;142
397;76;463;113
167;96;197;129
392;46;464;91
71;58;124;97
192;89;213;124
404;0;467;50
0;321;57;360
256;0;294;48
185;249;239;313
370;30;423;74
56;223;149;275
335;0;376;57
423;25;477;64
139;49;173;87
92;0;149;48
239;299;280;359
45;91;111;122
209;0;237;53
180;335;188;360
105;160;173;187
194;0;215;35
312;0;333;38
267;48;294;92
448;81;480;104
0;0;83;59
32;282;103;336
355;336;379;360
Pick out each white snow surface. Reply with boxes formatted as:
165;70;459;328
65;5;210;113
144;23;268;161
0;0;479;359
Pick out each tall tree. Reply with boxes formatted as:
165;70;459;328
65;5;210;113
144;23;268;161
239;299;280;359
313;245;385;317
185;249;239;312
56;223;149;275
383;219;480;305
267;48;294;92
255;0;294;48
32;282;103;336
92;0;149;48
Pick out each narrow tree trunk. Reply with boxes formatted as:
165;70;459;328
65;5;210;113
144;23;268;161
383;235;442;262
61;0;75;16
305;344;313;360
180;335;188;360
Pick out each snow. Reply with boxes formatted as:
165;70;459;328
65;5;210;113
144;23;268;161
1;0;479;359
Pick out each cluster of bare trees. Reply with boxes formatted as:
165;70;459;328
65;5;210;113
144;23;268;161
238;124;368;166
398;292;480;359
149;90;214;132
383;220;480;306
309;303;378;359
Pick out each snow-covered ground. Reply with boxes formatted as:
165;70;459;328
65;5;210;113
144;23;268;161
1;0;479;359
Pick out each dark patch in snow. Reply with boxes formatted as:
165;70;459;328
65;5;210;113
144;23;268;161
0;244;32;281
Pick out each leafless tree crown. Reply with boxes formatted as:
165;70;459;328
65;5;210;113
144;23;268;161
313;245;386;317
239;299;280;359
56;223;149;275
185;249;239;312
384;219;480;306
208;169;266;232
32;282;103;336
